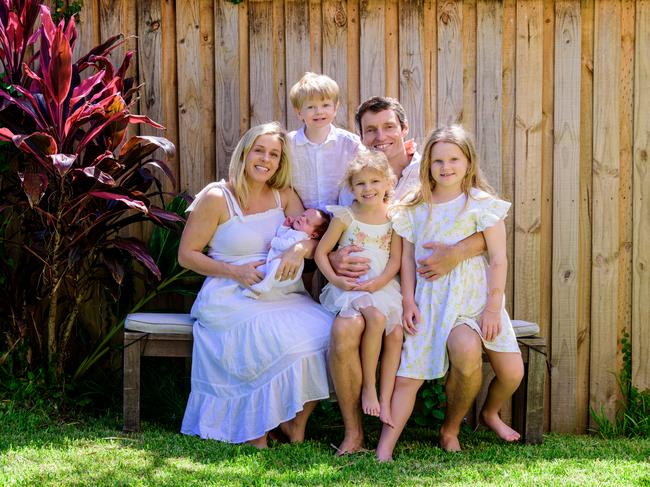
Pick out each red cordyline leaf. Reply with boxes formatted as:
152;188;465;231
19;171;49;207
70;68;105;104
89;191;148;213
47;26;72;106
110;238;161;280
80;166;115;186
0;126;14;141
48;153;76;176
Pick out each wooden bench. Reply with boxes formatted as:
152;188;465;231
123;313;546;443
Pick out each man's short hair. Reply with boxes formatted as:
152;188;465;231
289;72;340;111
355;96;408;134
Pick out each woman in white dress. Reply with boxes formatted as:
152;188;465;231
178;122;333;448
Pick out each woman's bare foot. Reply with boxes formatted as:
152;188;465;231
247;434;268;449
480;410;521;442
279;419;305;443
362;386;380;417
379;401;394;428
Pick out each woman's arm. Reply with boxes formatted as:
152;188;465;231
400;239;420;335
314;217;358;290
480;220;507;341
353;231;402;292
177;188;264;287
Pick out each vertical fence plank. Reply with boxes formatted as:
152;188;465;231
461;0;476;133
423;0;437;133
476;0;502;193
238;2;250;135
74;0;99;62
385;0;399;99
514;0;543;327
323;0;350;129
249;0;275;126
437;0;463;125
215;1;242;180
273;0;287;124
633;0;650;391
502;0;516;314
360;0;386;101
285;0;312;130
398;0;425;143
346;0;360;129
99;0;137;75
577;0;593;434
309;0;323;71
160;0;179;191
551;0;581;433
618;0;635;387
591;0;621;424
176;0;215;194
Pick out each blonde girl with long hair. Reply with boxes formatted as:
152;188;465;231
375;125;524;461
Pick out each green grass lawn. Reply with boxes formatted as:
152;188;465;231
2;408;649;486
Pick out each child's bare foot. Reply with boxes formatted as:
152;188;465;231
375;450;393;463
379;402;394;427
439;433;461;452
480;410;521;442
362;386;380;417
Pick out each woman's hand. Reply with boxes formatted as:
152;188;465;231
480;309;501;342
402;300;420;335
231;260;265;288
274;244;307;281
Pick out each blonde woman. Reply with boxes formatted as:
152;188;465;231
179;122;333;448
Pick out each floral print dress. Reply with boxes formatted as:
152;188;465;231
319;205;403;335
392;189;520;380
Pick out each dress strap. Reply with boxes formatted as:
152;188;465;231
220;184;244;217
272;188;283;209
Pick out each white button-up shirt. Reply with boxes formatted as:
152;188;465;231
338;151;422;206
289;125;361;210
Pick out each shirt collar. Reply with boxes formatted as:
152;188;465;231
295;124;337;146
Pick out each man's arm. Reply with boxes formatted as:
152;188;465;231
416;231;486;281
328;245;371;278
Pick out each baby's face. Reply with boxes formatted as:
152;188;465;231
292;208;323;236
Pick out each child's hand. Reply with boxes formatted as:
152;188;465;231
480;309;501;342
352;278;380;293
332;275;359;291
402;300;420;335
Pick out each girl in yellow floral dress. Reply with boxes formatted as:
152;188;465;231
315;151;403;427
375;125;523;461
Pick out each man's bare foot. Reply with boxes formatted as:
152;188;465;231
379;402;394;428
480;410;521;442
439;433;461;452
333;435;366;456
362;386;380;417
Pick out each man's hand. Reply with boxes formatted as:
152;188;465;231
417;242;460;281
329;245;371;278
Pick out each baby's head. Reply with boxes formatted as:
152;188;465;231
342;150;397;204
419;125;494;199
289;72;339;130
292;208;331;239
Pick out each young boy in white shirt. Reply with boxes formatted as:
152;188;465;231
288;72;362;211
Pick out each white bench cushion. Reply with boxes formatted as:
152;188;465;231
125;312;194;334
512;319;540;338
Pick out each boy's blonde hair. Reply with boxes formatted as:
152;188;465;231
289;72;340;110
229;122;292;208
402;124;495;208
342;150;397;203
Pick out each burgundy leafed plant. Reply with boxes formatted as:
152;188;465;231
0;1;181;379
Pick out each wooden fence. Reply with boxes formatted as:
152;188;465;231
71;0;649;433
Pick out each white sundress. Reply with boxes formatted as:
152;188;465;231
319;205;403;335
392;188;520;380
180;181;334;443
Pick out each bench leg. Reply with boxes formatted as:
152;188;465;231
523;346;545;444
123;337;141;432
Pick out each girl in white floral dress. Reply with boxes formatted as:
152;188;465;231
375;125;524;461
315;151;403;427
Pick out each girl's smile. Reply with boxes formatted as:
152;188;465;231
351;168;390;205
430;142;469;193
